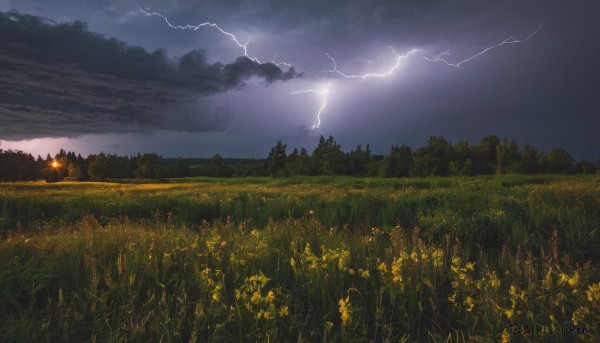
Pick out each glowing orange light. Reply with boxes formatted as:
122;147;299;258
52;161;59;168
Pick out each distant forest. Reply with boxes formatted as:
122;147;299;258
0;135;598;182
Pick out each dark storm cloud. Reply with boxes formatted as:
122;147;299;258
0;11;298;139
1;0;599;159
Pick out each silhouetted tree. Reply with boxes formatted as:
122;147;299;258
348;144;372;176
381;145;411;177
0;134;594;180
450;140;474;175
135;153;161;179
267;140;288;177
496;138;520;175
109;155;134;178
542;149;574;174
169;159;190;178
66;163;83;181
312;135;345;175
198;154;233;177
520;145;542;174
88;153;109;180
474;135;500;174
412;136;452;176
574;160;597;174
288;148;312;175
0;149;37;181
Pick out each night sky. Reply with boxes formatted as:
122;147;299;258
1;0;599;159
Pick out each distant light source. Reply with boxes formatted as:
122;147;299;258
51;161;60;169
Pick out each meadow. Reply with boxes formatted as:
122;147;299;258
0;175;599;342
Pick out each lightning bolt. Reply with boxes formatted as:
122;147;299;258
422;23;543;67
272;54;293;69
294;24;542;129
134;2;283;66
323;47;421;81
289;47;419;129
134;2;542;130
288;86;328;129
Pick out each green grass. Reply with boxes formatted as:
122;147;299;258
2;175;599;259
0;175;599;341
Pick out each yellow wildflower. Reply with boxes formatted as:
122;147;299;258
568;272;579;288
338;249;350;271
501;329;510;343
279;305;289;317
448;294;456;303
263;310;273;320
452;257;461;266
510;285;517;296
359;269;370;279
586;282;600;303
251;291;261;305
504;308;514;319
338;296;352;326
266;290;276;303
464;296;474;312
572;306;589;326
489;272;501;289
410;251;419;263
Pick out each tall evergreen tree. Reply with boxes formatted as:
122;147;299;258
267;140;288;177
312;135;345;175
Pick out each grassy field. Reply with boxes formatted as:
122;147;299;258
1;175;599;341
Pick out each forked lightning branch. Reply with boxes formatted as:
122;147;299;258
134;2;542;129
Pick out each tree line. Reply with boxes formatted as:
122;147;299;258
265;135;598;177
0;134;598;182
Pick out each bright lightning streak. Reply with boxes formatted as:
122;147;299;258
272;54;293;69
289;47;419;129
295;24;542;128
323;47;421;81
135;1;542;129
134;2;263;63
134;2;296;69
423;23;543;67
288;86;329;129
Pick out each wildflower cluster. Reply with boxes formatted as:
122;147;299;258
377;231;445;294
338;296;352;327
235;273;288;320
199;267;224;303
294;243;352;274
448;257;476;312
